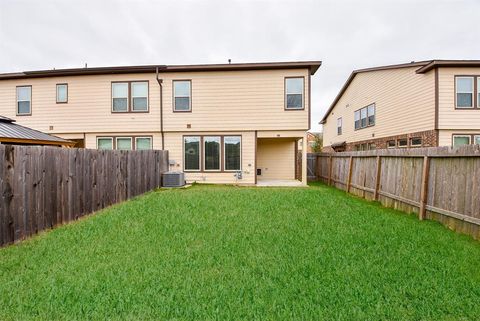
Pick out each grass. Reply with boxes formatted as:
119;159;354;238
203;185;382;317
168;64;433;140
0;183;480;320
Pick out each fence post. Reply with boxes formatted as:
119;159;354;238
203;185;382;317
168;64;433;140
373;155;381;201
419;156;430;220
328;155;333;185
346;156;353;193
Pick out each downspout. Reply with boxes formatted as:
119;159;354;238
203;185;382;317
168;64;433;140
156;67;164;150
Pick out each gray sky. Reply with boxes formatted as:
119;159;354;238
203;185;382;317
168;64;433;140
1;0;479;132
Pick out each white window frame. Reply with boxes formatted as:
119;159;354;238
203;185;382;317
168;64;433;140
135;136;152;150
397;138;408;148
223;136;242;172
455;76;474;109
474;135;480;145
183;136;201;172
111;82;129;113
115;137;133;150
410;137;422;147
387;140;396;149
173;80;192;112
203;136;221;172
285;77;304;110
452;134;471;147
97;137;114;150
131;81;149;112
16;86;32;115
56;84;68;103
337;117;342;135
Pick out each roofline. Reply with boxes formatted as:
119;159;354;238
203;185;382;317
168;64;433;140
0;61;322;80
416;60;480;73
319;60;432;124
0;137;75;146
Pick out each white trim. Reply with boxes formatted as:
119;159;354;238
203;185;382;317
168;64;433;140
285;77;304;110
203;136;221;172
115;137;133;150
16;86;32;115
173;80;191;112
455;76;474;109
453;134;471;147
397;138;408;148
97;137;113;150
474;135;480;145
135;136;152;150
183;136;201;172
111;82;129;112
131;81;149;112
223;136;242;172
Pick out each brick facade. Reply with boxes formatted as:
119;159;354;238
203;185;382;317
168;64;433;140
322;130;438;152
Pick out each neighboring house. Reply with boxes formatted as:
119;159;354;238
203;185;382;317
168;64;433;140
0;61;321;185
0;115;73;147
320;60;480;151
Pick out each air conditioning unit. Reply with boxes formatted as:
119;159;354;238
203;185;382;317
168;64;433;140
162;171;185;187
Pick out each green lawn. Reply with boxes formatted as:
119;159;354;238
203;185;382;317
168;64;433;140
1;183;480;320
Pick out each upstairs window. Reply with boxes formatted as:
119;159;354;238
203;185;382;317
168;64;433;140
56;84;68;103
173;80;191;112
337;117;342;135
354;103;375;130
455;77;474;108
112;81;149;112
285;77;304;109
16;86;32;115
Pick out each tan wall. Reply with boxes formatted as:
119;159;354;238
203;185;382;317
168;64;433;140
438;129;480;147
323;67;435;148
438;67;480;130
257;138;295;180
0;68;310;135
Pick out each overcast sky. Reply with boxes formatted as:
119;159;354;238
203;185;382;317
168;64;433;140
1;0;479;132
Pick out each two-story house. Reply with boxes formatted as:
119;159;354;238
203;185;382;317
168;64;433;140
321;60;480;151
0;61;321;185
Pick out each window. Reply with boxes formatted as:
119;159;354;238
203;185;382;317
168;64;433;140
410;137;422;147
285;77;304;109
204;136;221;171
184;137;201;171
387;140;396;149
475;135;480;145
368;143;376;150
354;103;375;130
478;77;480;108
173;80;191;111
453;135;471;147
456;77;474;108
397;138;408;148
97;137;113;150
135;137;152;150
131;82;148;111
112;83;128;112
224;136;241;171
56;84;68;103
16;86;31;115
337;118;342;135
112;81;149;112
116;137;132;150
354;110;360;130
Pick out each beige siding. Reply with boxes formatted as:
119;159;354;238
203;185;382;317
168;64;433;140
438;129;480;147
257;138;295;180
323;67;435;147
438;67;480;130
165;131;256;185
0;68;310;135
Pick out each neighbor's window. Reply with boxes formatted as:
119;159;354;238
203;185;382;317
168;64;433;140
475;135;480;145
285;77;304;109
16;86;32;115
184;136;200;171
368;143;376;150
337;117;342;135
131;82;148;111
398;138;408;148
354;110;360;130
116;137;132;150
354;103;375;130
173;80;191;111
410;137;422;147
204;136;221;171
97;137;113;150
112;82;129;112
135;137;152;150
387;140;396;149
453;135;471;147
224;136;241;171
456;77;474;108
56;84;68;103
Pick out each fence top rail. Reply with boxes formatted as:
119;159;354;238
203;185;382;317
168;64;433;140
312;145;480;158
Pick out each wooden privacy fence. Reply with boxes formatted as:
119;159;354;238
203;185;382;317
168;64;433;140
0;145;168;247
311;145;480;239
